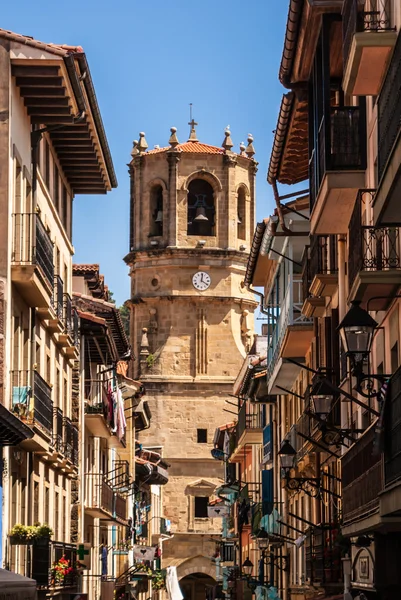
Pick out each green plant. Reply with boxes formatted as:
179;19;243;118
51;555;74;585
146;354;155;368
9;524;28;541
8;523;53;542
36;523;53;538
152;569;166;590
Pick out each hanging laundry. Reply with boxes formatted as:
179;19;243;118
111;390;118;433
116;387;126;441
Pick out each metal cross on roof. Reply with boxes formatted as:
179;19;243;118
188;103;198;141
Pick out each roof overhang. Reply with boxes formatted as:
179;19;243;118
267;92;308;186
2;30;117;194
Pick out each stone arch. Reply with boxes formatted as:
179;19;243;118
235;182;250;196
183;170;223;193
177;555;217;581
147;177;168;237
147;177;168;192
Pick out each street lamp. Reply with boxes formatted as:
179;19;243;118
255;527;269;551
338;300;378;361
338;301;388;398
278;439;296;473
310;379;333;421
242;557;253;577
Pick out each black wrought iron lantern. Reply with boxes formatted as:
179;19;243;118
278;439;296;473
255;527;269;551
242;557;253;576
310;380;333;421
338;301;378;361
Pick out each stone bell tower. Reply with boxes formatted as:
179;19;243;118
125;121;257;598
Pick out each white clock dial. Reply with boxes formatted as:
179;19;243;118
192;271;211;291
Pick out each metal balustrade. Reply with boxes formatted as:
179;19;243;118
11;212;54;287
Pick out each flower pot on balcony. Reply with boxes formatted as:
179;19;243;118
8;536;29;545
34;536;50;546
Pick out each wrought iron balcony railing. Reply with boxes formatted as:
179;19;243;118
85;473;115;515
342;426;383;525
52;407;63;453
33;371;53;434
63;293;72;334
310;106;366;212
237;401;264;442
302;236;338;299
384;364;401;487
11;212;54;287
348;190;401;289
52;275;63;320
343;0;395;71
305;524;342;585
378;30;401;181
31;540;77;589
63;417;78;465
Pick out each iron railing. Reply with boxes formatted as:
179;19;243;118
63;418;78;465
310;106;366;212
52;407;63;453
85;473;115;515
53;275;63;320
10;369;31;420
11;212;54;288
115;494;127;521
385;364;401;486
348;190;401;289
237;401;264;442
31;540;77;589
302;236;338;299
378;30;401;181
72;308;80;348
342;426;383;525
343;0;395;70
266;277;313;383
33;371;53;434
63;294;72;334
305;524;342;584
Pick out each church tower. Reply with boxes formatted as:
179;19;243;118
125;121;257;597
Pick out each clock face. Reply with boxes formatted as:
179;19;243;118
192;271;211;291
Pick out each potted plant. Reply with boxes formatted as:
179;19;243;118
9;524;29;545
34;523;53;545
50;555;74;586
152;569;166;591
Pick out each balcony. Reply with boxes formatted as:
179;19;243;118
63;417;78;467
342;0;397;96
309;106;366;235
31;540;77;590
85;473;115;519
46;275;64;332
229;401;263;462
341;425;383;529
11;212;54;307
374;33;401;225
10;370;53;451
381;365;401;517
84;379;127;448
302;236;338;317
57;295;79;357
50;407;64;456
305;525;342;586
348;190;401;311
267;277;313;394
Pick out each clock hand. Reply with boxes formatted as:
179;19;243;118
200;274;204;283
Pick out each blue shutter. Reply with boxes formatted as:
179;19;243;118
263;424;273;464
262;468;274;516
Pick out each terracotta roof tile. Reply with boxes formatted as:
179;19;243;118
73;264;99;275
0;28;83;56
146;141;226;156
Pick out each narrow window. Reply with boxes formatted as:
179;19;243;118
194;496;209;518
54;163;59;211
45;140;50;190
149;185;163;236
197;429;207;443
391;342;399;373
187;179;215;236
237;186;246;240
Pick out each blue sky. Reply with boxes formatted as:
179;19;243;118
3;1;298;306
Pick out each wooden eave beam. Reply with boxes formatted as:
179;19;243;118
50;131;92;139
24;97;71;107
27;106;72;116
52;140;95;147
31;116;74;125
12;65;61;77
16;76;64;87
20;87;66;97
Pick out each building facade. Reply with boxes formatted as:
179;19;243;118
0;28;116;598
125;124;258;600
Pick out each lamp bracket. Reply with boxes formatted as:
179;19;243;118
351;359;390;399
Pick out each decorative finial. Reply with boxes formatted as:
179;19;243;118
169;126;179;148
245;134;255;158
137;132;148;154
188;103;198;142
222;127;234;151
239;141;246;156
131;140;139;158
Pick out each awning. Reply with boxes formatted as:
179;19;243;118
0;568;36;599
0;405;33;446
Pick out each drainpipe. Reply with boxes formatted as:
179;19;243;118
245;285;269;316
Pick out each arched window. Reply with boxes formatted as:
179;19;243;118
149;185;163;236
187;179;215;237
237;186;246;240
